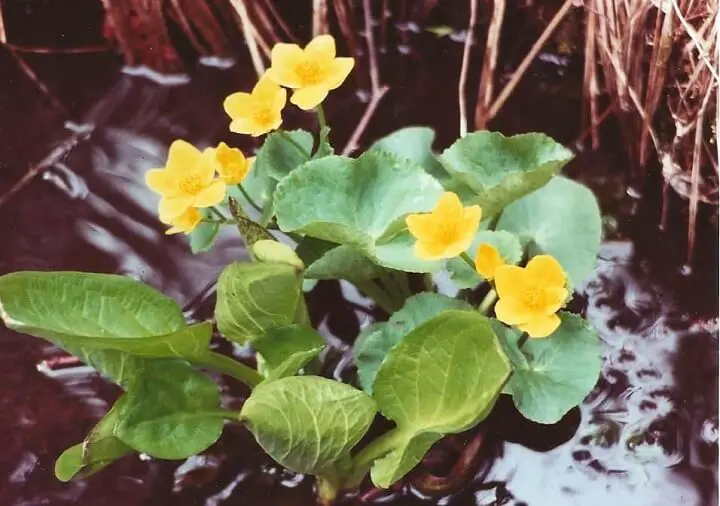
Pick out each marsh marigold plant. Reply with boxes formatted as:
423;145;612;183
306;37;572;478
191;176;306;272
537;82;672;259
224;75;287;136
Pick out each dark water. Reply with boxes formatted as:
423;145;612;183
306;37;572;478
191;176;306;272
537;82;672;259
0;5;717;505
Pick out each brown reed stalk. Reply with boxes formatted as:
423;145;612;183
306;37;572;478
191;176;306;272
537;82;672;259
475;0;506;130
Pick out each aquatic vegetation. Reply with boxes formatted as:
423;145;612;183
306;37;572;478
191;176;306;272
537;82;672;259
0;34;603;505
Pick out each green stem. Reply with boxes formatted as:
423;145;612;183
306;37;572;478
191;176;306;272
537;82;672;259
355;279;398;314
236;184;263;214
459;251;476;270
478;289;498;315
346;428;405;489
210;206;230;221
201;218;234;225
518;333;529;349
278;130;310;157
194;351;264;387
316;104;328;131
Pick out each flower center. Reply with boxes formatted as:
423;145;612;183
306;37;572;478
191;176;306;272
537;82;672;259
435;222;458;244
522;285;545;310
178;173;204;195
296;60;323;85
252;105;274;126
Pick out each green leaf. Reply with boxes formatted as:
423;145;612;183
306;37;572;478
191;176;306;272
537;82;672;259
188;209;219;253
492;312;602;424
260;129;314;180
305;245;385;283
354;293;473;394
440;131;574;216
370;310;510;487
251;239;305;269
228;196;274;245
215;261;303;344
274;151;445;273
241;376;376;475
496;177;602;286
55;403;132;482
253;324;325;381
446;230;523;289
114;360;223;459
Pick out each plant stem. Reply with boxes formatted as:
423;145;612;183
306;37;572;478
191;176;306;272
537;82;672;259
355;279;397;314
316;104;328;131
346;428;405;489
278;130;310;157
459;251;476;270
194;351;263;387
518;333;529;349
478;289;497;315
210;206;230;221
236;184;263;214
201;218;234;225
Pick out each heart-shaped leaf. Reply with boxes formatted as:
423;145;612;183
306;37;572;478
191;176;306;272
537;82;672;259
492;312;602;424
446;230;523;289
215;261;303;344
253;324;325;381
370;310;510;487
495;177;602;286
241;376;376;475
258;129;314;180
113;360;223;459
55;402;132;482
274;151;446;273
354;293;473;394
440;131;574;216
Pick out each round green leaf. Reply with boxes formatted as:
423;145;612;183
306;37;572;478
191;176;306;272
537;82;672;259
113;360;223;459
440;131;574;216
253;324;325;381
446;230;523;289
241;376;376;475
354;293;473;394
492;312;602;424
215;261;303;344
370;310;510;487
274;151;445;273
496;177;602;286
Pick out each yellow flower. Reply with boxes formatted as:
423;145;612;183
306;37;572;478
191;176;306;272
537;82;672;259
406;192;482;260
266;34;354;110
205;142;250;185
145;140;227;222
475;243;505;280
494;255;568;338
161;207;202;235
224;75;286;137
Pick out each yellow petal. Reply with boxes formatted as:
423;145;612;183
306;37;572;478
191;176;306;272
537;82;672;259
166;208;202;235
494;265;526;299
441;233;475;258
167;140;201;172
223;92;252;119
494;297;534;326
272;87;288;113
268;43;304;88
159;196;194;222
145;169;177;196
192;180;227;208
324;57;355;89
230;117;261;136
413;240;447;260
253;74;283;102
463;205;482;231
406;213;438;240
543;286;568;314
475;243;505;279
518;314;561;339
198;153;217;184
434;192;464;220
526;255;566;287
305;34;336;60
291;85;329;110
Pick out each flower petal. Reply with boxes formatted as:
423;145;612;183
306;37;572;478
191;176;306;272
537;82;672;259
413;240;447;260
518;314;561;339
543;286;568;314
272;87;288;113
145;169;176;196
167;140;201;172
166;208;202;235
434;192;464;220
159;196;194;223
526;255;566;287
494;265;526;299
463;204;482;230
193;180;227;208
442;233;475;258
494;297;534;326
290;85;329;110
253;75;283;102
230;117;261;136
223;92;252;120
475;243;504;279
324;57;355;89
268;43;304;88
305;34;336;60
406;213;437;240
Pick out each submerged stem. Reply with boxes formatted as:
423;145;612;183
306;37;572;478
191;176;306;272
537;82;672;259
194;351;263;387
